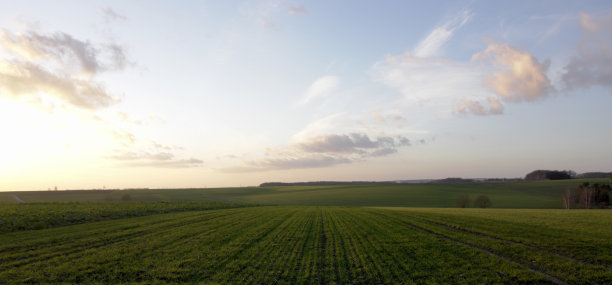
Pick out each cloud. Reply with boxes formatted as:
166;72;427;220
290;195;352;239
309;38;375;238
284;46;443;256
0;60;118;109
102;7;127;22
373;53;486;109
297;75;340;105
457;97;503;116
147;114;166;124
0;29;127;110
151;140;173;151
287;5;307;15
472;43;552;102
110;129;136;145
223;133;410;172
224;156;350;172
107;150;203;168
413;10;472;58
372;111;405;122
561;12;612;90
116;111;142;125
578;12;599;32
298;133;407;154
374;41;553;116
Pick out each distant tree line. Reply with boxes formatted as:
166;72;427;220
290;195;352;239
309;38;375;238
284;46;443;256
525;170;612;181
525;170;575;181
432;178;476;183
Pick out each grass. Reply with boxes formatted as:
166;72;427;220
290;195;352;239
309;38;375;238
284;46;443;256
2;178;609;208
1;206;610;284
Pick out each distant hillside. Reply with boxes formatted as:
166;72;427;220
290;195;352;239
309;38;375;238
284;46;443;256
576;172;612;179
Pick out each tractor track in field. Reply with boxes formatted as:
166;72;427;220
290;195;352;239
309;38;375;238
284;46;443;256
11;194;25;203
401;220;570;285
413;217;612;272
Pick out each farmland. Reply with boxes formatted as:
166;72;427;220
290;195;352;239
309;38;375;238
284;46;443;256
1;180;610;283
1;206;611;284
2;179;607;208
0;202;252;233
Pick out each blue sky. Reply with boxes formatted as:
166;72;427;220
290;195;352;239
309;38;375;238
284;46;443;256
1;0;611;190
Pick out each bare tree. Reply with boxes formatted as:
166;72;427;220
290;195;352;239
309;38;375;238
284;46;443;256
579;183;594;208
561;188;573;209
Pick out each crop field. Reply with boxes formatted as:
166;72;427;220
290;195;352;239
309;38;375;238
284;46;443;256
0;202;252;233
2;179;608;208
1;206;610;284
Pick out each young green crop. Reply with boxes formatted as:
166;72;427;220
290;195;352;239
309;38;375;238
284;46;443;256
0;201;253;233
4;206;607;284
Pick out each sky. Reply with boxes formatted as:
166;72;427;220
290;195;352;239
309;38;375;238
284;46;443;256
1;0;611;190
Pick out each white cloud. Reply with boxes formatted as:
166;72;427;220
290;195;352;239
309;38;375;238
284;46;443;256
413;10;472;58
472;43;552;102
374;41;554;116
297;75;340;105
373;53;486;114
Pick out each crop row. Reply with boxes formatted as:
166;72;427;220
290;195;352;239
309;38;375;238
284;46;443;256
0;201;252;233
1;206;578;284
368;208;612;284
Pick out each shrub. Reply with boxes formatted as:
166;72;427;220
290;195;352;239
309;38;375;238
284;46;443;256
474;195;491;208
457;195;470;208
121;194;132;201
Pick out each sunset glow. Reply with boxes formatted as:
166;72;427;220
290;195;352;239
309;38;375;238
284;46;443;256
1;1;611;190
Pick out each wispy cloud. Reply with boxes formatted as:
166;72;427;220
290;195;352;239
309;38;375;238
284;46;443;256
297;75;340;105
457;97;503;116
102;7;127;22
287;5;307;15
374;40;553;116
413;10;472;58
116;111;142;125
0;29;127;109
298;133;409;154
373;53;486;114
223;133;410;172
107;150;203;168
561;12;612;90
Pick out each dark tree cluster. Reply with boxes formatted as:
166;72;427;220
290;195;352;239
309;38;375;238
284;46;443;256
525;170;574;181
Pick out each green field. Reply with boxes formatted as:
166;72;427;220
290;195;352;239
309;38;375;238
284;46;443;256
1;180;610;283
1;206;610;284
2;179;607;208
0;202;252;233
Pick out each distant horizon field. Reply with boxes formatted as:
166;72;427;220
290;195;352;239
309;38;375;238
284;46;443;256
1;179;609;208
